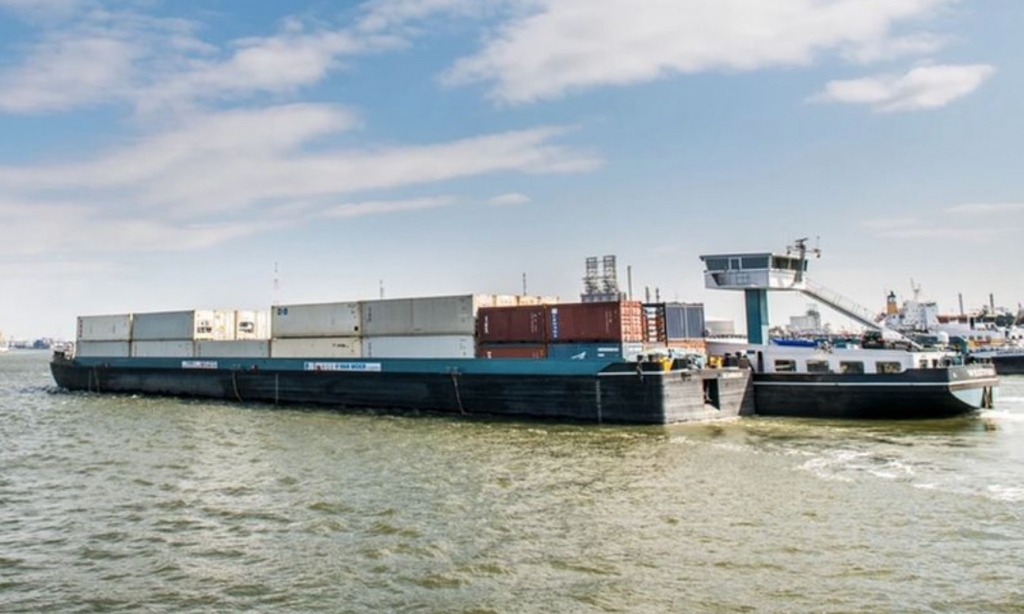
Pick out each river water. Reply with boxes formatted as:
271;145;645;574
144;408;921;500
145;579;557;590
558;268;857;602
2;350;1023;613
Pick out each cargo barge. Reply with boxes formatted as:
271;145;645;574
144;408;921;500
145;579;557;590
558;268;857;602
50;353;754;424
54;294;753;424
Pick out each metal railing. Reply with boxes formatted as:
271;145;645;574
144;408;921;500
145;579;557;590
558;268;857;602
800;278;922;349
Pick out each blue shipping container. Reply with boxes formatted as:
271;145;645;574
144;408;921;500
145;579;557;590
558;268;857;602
665;303;705;339
546;343;644;361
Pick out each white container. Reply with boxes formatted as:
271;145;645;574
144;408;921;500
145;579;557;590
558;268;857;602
235;310;270;339
132;310;236;341
270;337;362;358
363;335;474;358
271;302;361;338
362;295;502;337
131;340;195;357
75;341;131;358
196;340;270;358
77;314;133;342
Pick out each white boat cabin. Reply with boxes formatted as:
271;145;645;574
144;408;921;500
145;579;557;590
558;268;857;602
708;341;961;375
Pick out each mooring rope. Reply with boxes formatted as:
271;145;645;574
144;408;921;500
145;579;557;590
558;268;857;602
451;371;465;414
231;370;243;403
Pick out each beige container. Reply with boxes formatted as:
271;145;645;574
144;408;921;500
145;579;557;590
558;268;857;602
363;335;474;358
77;314;133;342
75;341;131;358
271;303;361;338
196;340;270;358
270;337;362;358
131;340;196;357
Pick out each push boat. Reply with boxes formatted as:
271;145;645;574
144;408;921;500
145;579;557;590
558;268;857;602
708;339;997;419
699;239;998;419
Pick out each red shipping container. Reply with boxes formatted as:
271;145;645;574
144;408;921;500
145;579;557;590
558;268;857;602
476;306;548;343
546;301;644;343
476;344;548;359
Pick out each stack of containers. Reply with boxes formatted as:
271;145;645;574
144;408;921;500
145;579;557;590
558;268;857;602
641;304;667;346
76;314;133;357
270;302;362;358
132;310;252;358
476;301;645;360
361;295;503;358
270;294;558;359
476;305;549;358
547;301;644;360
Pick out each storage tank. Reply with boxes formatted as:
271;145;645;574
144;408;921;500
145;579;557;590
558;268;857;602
271;303;360;338
77;314;133;342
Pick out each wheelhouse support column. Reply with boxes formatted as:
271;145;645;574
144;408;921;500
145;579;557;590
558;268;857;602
745;289;768;345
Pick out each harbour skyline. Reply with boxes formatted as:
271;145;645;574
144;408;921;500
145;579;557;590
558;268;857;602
0;0;1020;339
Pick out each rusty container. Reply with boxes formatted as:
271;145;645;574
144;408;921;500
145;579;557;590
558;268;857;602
476;343;548;359
476;305;549;344
546;301;644;343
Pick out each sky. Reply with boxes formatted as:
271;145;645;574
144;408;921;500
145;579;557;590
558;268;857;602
0;0;1021;340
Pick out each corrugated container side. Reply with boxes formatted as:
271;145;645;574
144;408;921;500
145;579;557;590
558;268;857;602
131;310;235;341
546;343;627;361
665;303;705;339
235;310;270;339
270;337;362;358
196;310;236;341
546;301;644;343
131;340;196;357
475;343;547;359
364;335;475;358
476;305;548;343
271;303;361;338
75;341;131;358
77;314;133;342
196;340;270;358
131;311;196;340
363;295;490;337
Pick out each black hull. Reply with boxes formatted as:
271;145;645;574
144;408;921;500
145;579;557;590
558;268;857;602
50;358;754;425
991;355;1024;376
752;365;998;420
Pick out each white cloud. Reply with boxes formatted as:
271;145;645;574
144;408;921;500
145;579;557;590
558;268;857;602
0;105;599;256
861;213;1015;241
0;35;136;113
945;203;1024;216
322;196;456;217
0;9;399;115
811;63;995;112
441;0;956;103
487;192;530;206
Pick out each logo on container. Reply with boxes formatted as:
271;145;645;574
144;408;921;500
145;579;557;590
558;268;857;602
550;308;559;340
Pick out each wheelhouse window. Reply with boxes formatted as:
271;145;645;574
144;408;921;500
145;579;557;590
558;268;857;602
806;360;830;373
839;361;864;374
774;359;797;372
876;361;902;374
